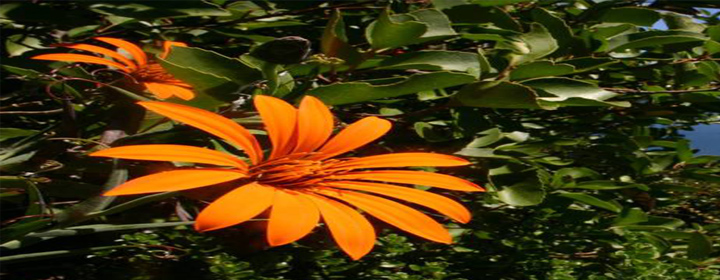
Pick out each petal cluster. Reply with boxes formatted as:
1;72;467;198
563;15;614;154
32;38;194;100
90;95;484;260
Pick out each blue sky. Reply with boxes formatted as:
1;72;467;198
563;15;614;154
650;7;719;155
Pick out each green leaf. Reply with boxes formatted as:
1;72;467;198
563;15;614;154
522;77;631;107
696;61;720;81
249;37;311;65
558;192;622;213
470;0;535;6
453;81;548;109
0;245;124;264
597;7;661;26
687;232;713;260
239;54;294;96
0;128;38;142
561;57;619;72
443;5;521;31
67;25;100;38
159;46;263;108
237;21;308;31
509;61;576;81
414;122;451;142
495;170;546;206
5;34;45;57
531;8;574;55
455;148;513;159
404;9;457;41
309;71;475;105
550;167;601;187
612;208;648;226
707;24;720;42
608;30;707;51
0;177;45;225
676;139;693;162
321;10;362;64
662;12;706;33
365;9;427;50
158;59;236;109
163;46;262;86
377;50;480;73
0;219;51;244
465;128;503;148
590;23;638;41
566;181;643;190
500;23;558;65
89;2;230;20
477;49;493;75
1;221;192;250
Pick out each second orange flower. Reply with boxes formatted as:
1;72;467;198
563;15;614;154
32;37;194;100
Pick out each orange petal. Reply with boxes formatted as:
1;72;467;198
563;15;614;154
95;37;147;68
314;117;392;160
267;190;320;246
333;153;470;170
138;101;263;164
31;53;132;73
331;170;484;192
90;144;248;171
305;194;375;260
161;41;188;59
104;169;246;196
144;83;195;100
65;43;138;71
195;182;274;232
318;189;452;244
323;181;471;223
143;82;172;99
293;96;334;153
253;95;298;159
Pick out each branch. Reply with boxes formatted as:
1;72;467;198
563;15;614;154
0;109;64;115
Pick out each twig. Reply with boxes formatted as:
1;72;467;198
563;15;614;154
0;101;45;111
0;109;64;115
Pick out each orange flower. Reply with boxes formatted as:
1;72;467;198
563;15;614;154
90;95;484;260
32;37;194;100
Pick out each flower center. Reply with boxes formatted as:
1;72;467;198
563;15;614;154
248;155;343;188
134;63;182;83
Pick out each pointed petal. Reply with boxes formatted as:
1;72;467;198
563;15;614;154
324;181;471;223
331;170;484;192
333;153;470;170
32;53;132;72
95;37;147;67
305;194;375;260
65;43;138;71
104;169;246;196
267;191;320;246
318;189;452;244
293;96;334;153
161;41;188;59
138;101;263;164
254;95;298;159
143;82;172;99
314;117;391;160
195;182;274;232
90;144;248;171
144;83;195;100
